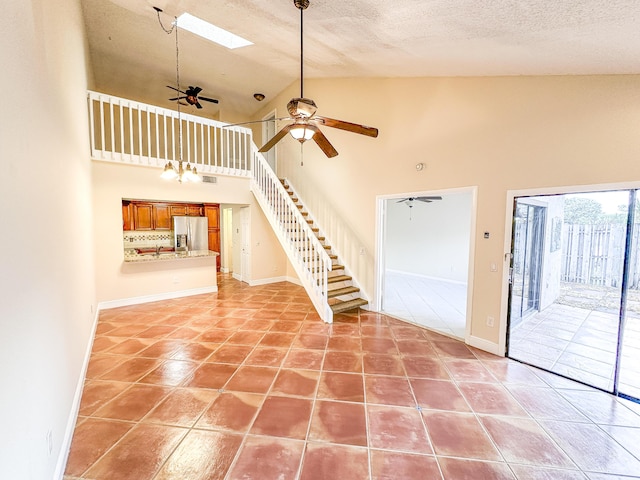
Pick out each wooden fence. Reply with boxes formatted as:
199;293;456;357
562;223;640;289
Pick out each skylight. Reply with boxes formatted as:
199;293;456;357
176;13;252;49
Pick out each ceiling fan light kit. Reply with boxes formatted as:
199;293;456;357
254;0;378;158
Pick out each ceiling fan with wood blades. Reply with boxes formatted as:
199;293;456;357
167;85;219;109
258;0;378;158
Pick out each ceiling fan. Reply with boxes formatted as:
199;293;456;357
257;0;378;158
167;85;219;109
397;196;443;206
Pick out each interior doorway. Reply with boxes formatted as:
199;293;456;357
377;188;475;340
507;189;640;402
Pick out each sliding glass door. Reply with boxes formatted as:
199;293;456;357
507;190;639;401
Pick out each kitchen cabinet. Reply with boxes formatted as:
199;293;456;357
204;204;221;271
122;201;133;231
123;200;208;231
154;204;172;230
132;203;154;230
170;204;203;217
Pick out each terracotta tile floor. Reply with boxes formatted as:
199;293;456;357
64;274;640;479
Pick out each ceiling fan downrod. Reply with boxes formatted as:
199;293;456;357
294;0;309;98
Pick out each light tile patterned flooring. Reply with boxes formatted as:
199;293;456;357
64;274;640;479
383;271;467;339
509;303;640;399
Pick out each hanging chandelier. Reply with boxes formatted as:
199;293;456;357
157;10;201;183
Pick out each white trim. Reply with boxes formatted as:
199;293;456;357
467;335;503;356
98;286;218;310
54;308;100;480
232;272;243;282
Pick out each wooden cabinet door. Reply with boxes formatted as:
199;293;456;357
204;204;220;228
122;201;133;231
154;204;172;230
170;204;187;217
133;203;153;230
187;205;203;216
208;230;221;271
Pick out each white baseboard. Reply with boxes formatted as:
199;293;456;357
98;286;218;310
54;308;100;479
467;335;504;356
386;268;468;286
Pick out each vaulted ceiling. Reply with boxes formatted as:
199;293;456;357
81;0;640;118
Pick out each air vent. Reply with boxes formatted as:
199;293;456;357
202;176;217;184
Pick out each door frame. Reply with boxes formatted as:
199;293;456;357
500;180;640;356
374;186;478;342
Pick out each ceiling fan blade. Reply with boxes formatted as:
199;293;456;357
314;116;378;138
259;124;294;153
396;199;408;203
191;86;202;95
199;96;219;104
168;96;186;101
416;196;443;202
166;85;186;94
311;128;338;158
195;101;203;109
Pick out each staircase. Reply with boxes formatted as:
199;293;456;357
280;179;368;316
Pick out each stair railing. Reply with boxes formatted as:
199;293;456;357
250;148;334;323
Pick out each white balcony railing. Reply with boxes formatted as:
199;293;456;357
87;91;252;175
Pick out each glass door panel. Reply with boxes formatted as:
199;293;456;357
508;191;628;393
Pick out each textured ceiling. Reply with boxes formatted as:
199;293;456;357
81;0;640;117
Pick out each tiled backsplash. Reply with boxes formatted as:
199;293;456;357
123;231;174;250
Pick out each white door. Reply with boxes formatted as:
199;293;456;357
240;207;250;283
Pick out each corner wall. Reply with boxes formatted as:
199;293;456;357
0;0;96;477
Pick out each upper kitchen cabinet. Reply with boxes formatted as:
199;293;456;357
154;204;172;230
204;204;220;229
132;203;154;230
122;199;208;231
122;201;133;231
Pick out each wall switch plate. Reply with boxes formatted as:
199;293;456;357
486;316;495;327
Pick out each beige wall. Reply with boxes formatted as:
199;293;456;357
92;161;289;304
0;0;95;477
254;75;640;350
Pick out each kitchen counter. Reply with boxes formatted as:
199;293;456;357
124;249;219;263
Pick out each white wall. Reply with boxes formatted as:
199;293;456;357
0;0;95;477
386;192;472;283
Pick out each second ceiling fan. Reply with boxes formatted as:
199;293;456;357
259;0;378;158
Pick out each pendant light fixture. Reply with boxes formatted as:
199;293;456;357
156;8;201;183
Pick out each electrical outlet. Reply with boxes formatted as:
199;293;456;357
359;247;365;256
486;316;495;327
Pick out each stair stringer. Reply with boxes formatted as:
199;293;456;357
282;178;369;311
249;149;334;323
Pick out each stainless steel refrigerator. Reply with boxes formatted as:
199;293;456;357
173;216;209;252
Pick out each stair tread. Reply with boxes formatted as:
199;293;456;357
327;275;352;284
327;286;360;298
330;298;368;314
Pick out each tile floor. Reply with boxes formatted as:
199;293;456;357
509;303;640;399
383;271;467;339
64;274;640;479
